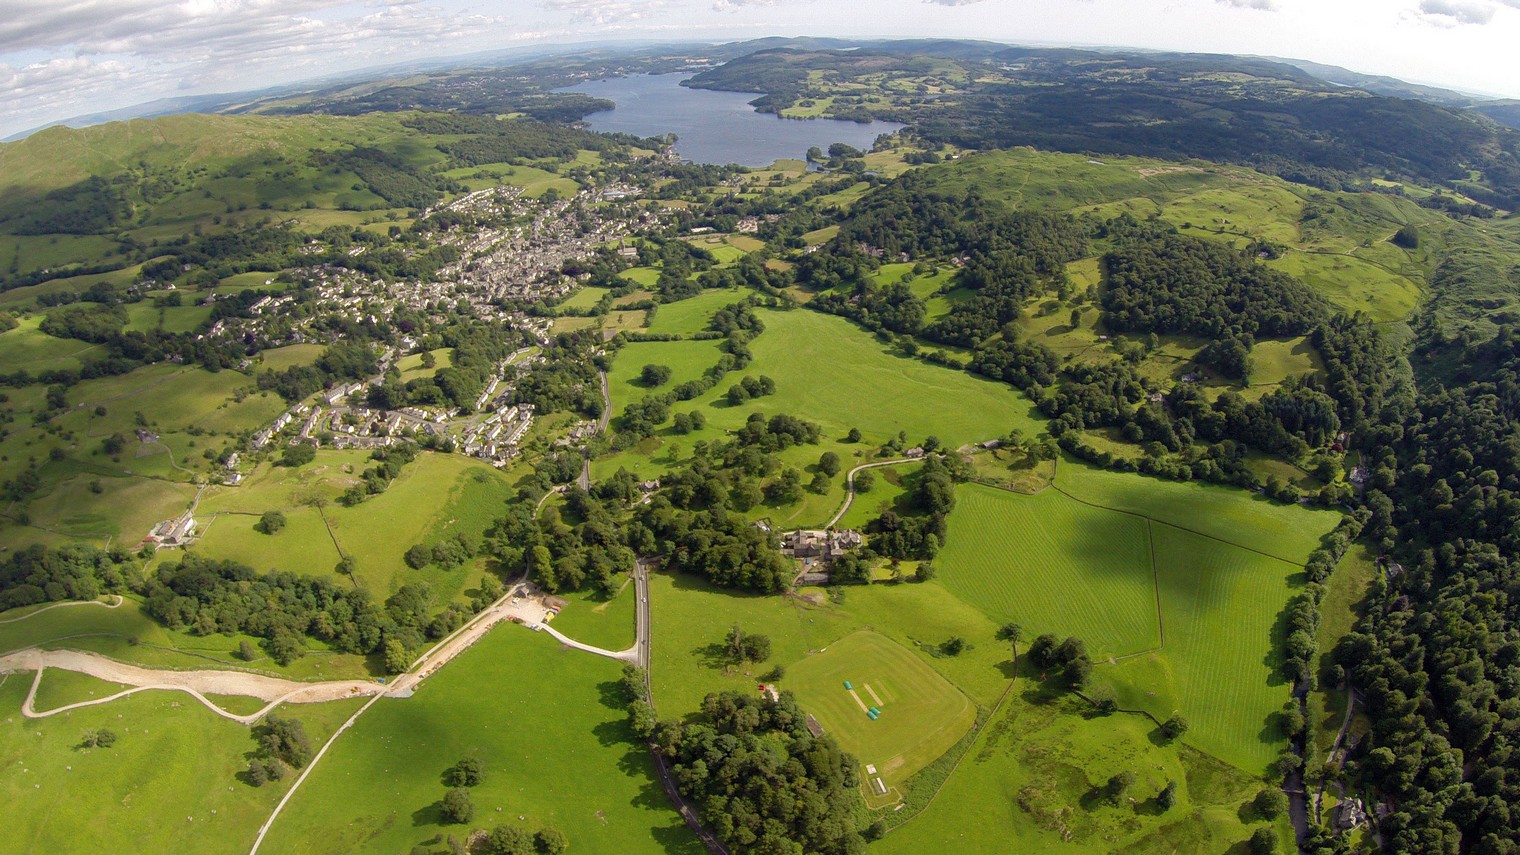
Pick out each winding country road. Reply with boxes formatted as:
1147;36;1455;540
825;458;914;528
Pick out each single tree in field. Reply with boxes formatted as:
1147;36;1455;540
1160;714;1190;741
257;510;286;534
853;470;875;493
446;756;484;787
1248;827;1278;855
1252;787;1287;820
845;427;862;443
440;787;474;824
1158;780;1178;810
238;640;258;662
995;622;1023;644
640;364;672;387
535;827;568;854
942;636;966;656
818;451;841;476
486;824;531;854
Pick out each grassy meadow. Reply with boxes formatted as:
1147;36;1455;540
937;484;1160;660
259;626;701;855
0;674;363;855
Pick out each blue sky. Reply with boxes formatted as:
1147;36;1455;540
1;0;1518;137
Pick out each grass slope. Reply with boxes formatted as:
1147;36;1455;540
0;674;362;855
1098;526;1303;774
260;626;700;855
937;484;1160;660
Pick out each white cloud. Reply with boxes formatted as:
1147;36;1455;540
540;0;676;24
1416;0;1497;25
1217;0;1277;9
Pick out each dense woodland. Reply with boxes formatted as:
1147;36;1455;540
653;691;865;855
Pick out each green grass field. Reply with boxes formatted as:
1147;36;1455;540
643;288;749;336
786;630;975;790
1097;525;1303;774
596;309;1043;526
0;674;363;855
259;626;700;855
560;286;611;312
545;584;636;652
875;682;1266;854
195;452;518;606
937;484;1160;660
0;315;105;373
605;339;725;421
1053;458;1341;563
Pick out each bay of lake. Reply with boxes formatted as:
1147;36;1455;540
556;74;904;167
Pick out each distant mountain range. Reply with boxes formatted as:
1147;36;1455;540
7;36;1518;143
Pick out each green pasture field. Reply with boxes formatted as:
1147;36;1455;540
441;162;581;197
833;461;920;531
0;267;141;309
395;347;454;382
922;149;1230;211
21;471;196;545
0;596;372;681
647;571;858;716
618;266;661;287
122;303;214;334
0;314;105;373
937;484;1160;660
28;668;130;712
642;287;749;336
49;363;280;443
725;235;765;253
560;286;610;312
544;584;636;652
685;237;746;264
257;343;324;372
678;309;1040;446
649;566;1013;721
195;452;518;606
1267;251;1422;323
803;225;840;246
1249;336;1324;387
0;674;363;855
259;626;700;855
595;310;1042;526
786;630;975;790
875;680;1268;854
1052;458;1342;563
1097;525;1303;774
605;339;725;421
193;508;343;576
551;315;597;333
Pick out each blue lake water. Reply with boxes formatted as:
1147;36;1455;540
557;73;904;167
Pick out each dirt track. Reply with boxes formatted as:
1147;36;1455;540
0;648;383;724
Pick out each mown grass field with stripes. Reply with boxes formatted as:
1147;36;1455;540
1098;525;1303;774
937;477;1316;774
937;484;1160;660
1053;458;1341;562
785;630;975;793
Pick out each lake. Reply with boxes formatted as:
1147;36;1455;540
556;74;904;167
